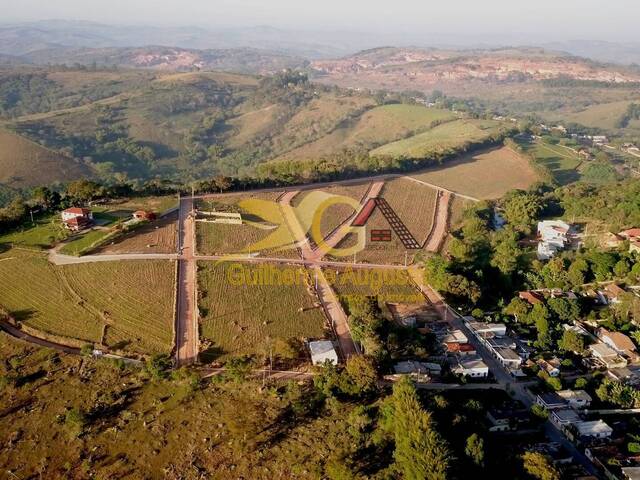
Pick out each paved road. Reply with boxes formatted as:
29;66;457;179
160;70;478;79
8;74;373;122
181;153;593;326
175;196;199;366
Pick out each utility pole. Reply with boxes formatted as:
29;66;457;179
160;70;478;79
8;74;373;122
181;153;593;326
30;209;34;225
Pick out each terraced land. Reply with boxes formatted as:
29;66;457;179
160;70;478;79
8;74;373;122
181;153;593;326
410;146;539;198
370;119;505;159
0;249;175;355
195;191;299;258
197;262;328;361
380;178;439;243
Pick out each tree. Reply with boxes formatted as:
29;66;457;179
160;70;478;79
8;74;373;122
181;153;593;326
522;452;561;480
145;354;172;380
465;433;485;467
386;377;451;480
531;304;553;350
567;258;589;286
491;229;522;276
345;355;378;394
502;191;542;231
614;259;631;278
504;297;532;322
547;297;580;323
558;329;585;353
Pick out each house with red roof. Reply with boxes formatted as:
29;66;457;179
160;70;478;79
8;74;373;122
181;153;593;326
61;207;93;231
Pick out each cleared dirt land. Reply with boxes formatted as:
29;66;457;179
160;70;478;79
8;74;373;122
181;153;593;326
291;182;371;240
197;262;328;361
410;146;539;199
96;213;178;254
0;129;90;187
370;119;504;159
0;249;175;355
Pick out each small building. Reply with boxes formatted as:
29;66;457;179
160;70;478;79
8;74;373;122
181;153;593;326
519;291;544;305
486;407;530;432
133;210;157;221
394;360;441;376
466;321;507;337
619;228;640;241
61;207;93;231
589;343;628;369
575;420;613;439
537;220;571;260
536;392;567;410
557;390;592;408
603;284;626;304
453;355;489;378
601;232;624;250
445;342;476;355
537;358;561;377
550;408;581;429
309;340;339;365
495;347;523;369
441;330;468;344
598;328;636;358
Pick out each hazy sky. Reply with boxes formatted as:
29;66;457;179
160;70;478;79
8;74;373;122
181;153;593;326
3;0;640;42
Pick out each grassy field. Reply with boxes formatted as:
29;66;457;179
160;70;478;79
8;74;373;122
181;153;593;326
516;139;582;185
276;104;456;160
197;261;328;361
196;191;299;258
370;119;504;159
59;228;113;256
0;249;175;355
381;178;438;243
0;129;90;187
0;214;68;249
106;195;179;214
410;146;539;198
551;100;635;131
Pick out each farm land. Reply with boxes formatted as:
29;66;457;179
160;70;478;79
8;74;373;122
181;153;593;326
197;261;328;362
369;119;505;159
515;138;583;185
95;212;178;254
0;249;175;355
409;145;540;199
195;191;299;258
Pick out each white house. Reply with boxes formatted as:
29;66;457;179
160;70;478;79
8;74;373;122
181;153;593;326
309;340;339;365
557;390;592;408
453;355;489;378
589;343;628;369
466;321;507;337
575;420;613;439
550;408;581;429
537;220;571;260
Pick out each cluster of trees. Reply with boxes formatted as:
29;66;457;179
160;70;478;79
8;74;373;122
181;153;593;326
345;296;432;367
0;72;61;117
596;378;640;409
615;103;640;129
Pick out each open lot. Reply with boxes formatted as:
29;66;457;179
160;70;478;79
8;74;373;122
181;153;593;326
197;261;328;361
516;139;582;185
410;146;539;198
96;212;178;254
370;119;505;159
0;249;175;355
196;191;299;258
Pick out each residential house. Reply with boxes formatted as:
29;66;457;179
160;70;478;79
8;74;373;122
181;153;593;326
308;340;339;365
550;408;581;430
608;366;640;385
394;360;441;376
466;321;507;337
537;220;571;260
486;407;531;432
537;358;561;377
61;207;93;231
519;291;545;306
619;228;640;241
441;330;468;344
603;284;626;304
453;355;489;378
536;392;567;410
444;342;476;355
601;232;624;250
495;347;523;369
589;343;628;369
557;390;592;408
575;420;613;439
598;328;637;359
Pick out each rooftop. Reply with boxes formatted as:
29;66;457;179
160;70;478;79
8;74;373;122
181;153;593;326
308;340;336;357
576;420;613;436
557;390;592;403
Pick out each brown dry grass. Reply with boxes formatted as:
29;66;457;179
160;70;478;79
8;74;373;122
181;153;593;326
96;212;178;254
410;146;539;199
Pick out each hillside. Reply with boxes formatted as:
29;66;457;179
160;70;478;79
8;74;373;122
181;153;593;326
0;129;90;187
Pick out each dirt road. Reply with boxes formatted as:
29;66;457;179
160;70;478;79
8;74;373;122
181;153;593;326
175;196;199;366
424;190;452;252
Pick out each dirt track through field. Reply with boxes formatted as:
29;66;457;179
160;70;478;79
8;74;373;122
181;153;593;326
424;190;452;252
